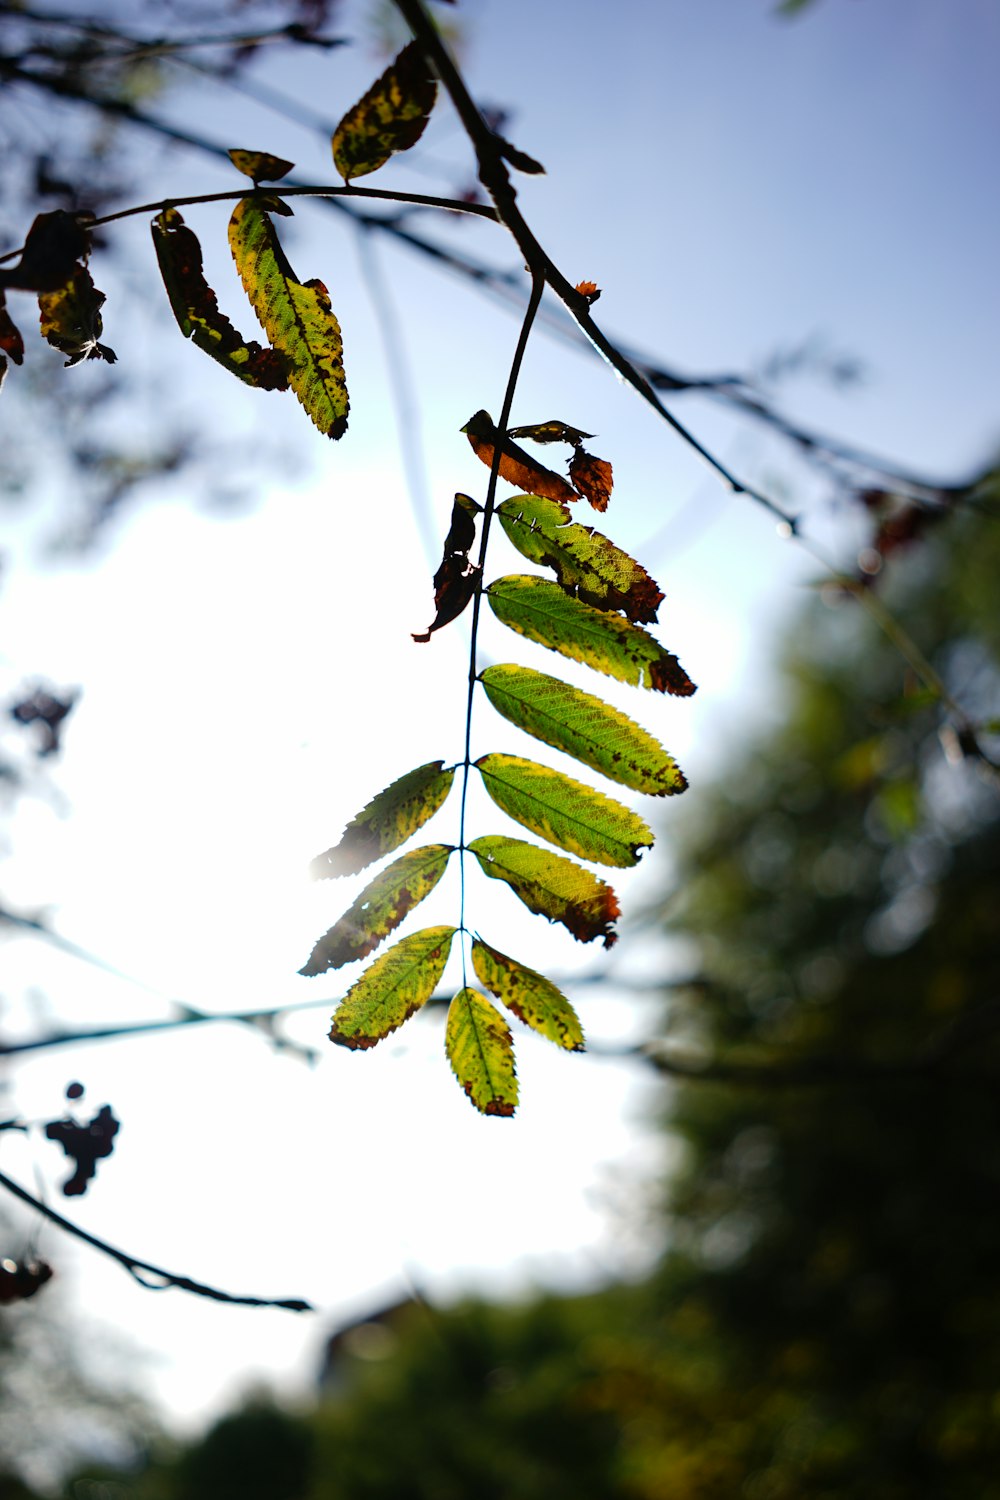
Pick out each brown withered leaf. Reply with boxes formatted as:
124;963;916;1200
227;148;295;183
442;492;481;555
569;448;613;512
575;280;601;305
507;420;593;447
0;294;24;365
412;554;480;642
462;410;578;504
0;210;93;293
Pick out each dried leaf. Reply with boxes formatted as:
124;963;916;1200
569;448;613;511
332;41;437;182
446;987;518;1116
152;209;289;389
412;553;480;642
575;280;601;305
462;410;578;504
227;148;295;183
0;295;24;366
487;575;696;695
328;925;456;1049
476;752;653;868
310;761;456;879
0;210;92;292
299;844;454;975
37;267;116;366
480;663;687;797
507;420;594;447
469;834;619;947
443;492;481;554
229;196;348;437
471;937;584;1051
497;494;664;623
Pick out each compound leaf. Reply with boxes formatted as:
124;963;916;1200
38;267;116;366
328;925;456;1049
152;209;289;389
497;494;663;623
299;844;454;975
446;987;518;1116
480;664;687;797
310;761;455;879
462;411;578;505
487;575;696;695
468;834;619;947
229;195;348;437
471;937;584;1051
476;752;652;867
332;41;437;182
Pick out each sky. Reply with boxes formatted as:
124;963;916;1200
1;0;999;1469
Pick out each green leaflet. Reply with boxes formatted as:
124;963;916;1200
152;209;289;390
480;664;687;797
332;41;437;182
468;835;619;947
471;938;584;1051
487;575;696;696
497;494;663;624
228;196;348;438
310;761;455;879
299;844;454;976
476;752;651;868
328;925;455;1049
446;987;518;1117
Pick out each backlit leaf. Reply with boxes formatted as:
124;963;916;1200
507;420;593;446
487;575;696;695
229;196;348;437
462;411;578;504
332;41;437;182
480;663;687;797
0;210;91;292
227;148;295;183
471;937;584;1051
152;209;289;389
0;297;24;365
328;925;456;1049
497;494;663;623
446;987;518;1116
468;834;619;947
37;267;116;366
568;448;613;511
476;752;652;867
310;761;455;879
299;844;454;975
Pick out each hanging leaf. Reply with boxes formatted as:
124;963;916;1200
328;925;456;1049
0;296;24;365
468;834;619;947
480;663;687;796
471;937;584;1051
487;575;696;695
310;761;455;879
462;411;578;504
413;492;483;642
446;987;518;1117
443;491;481;553
229;196;348;437
497;494;664;623
37;267;116;365
152;209;289;389
227;148;295;183
332;41;437;182
507;420;593;446
476;752;652;868
299;844;454;975
568;448;613;511
0;210;92;292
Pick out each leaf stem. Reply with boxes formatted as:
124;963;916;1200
456;272;546;950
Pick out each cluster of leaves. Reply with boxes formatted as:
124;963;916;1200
303;413;695;1115
0;209;116;384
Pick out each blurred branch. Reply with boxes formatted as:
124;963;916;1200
0;1165;312;1309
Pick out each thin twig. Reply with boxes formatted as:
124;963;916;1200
0;1166;312;1309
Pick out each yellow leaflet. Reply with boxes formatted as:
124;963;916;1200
476;752;652;867
445;987;518;1117
310;762;455;879
299;845;454;975
471;938;584;1051
328;926;455;1049
469;834;619;948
